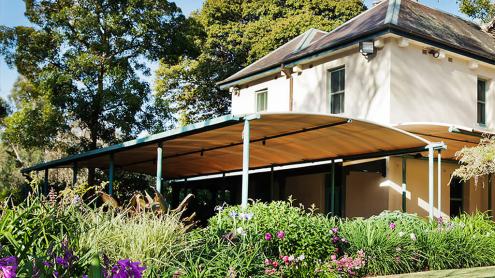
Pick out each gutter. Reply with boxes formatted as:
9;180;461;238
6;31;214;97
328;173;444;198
219;24;495;90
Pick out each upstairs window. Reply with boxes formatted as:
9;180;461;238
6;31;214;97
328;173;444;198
328;67;345;114
256;89;268;112
477;79;486;125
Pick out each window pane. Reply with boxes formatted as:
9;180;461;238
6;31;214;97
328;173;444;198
478;102;486;124
331;93;344;114
330;68;345;93
256;90;267;112
478;80;486;101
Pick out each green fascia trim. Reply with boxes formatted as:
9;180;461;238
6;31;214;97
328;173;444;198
219;29;390;89
384;0;401;25
21;114;243;173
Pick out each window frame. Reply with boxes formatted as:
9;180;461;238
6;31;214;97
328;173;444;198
477;78;487;126
328;66;345;114
255;88;268;112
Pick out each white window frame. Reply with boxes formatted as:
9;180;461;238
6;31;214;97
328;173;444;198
328;66;345;114
255;89;268;112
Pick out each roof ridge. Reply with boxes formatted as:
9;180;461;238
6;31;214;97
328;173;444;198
311;0;389;43
292;28;328;54
384;0;401;25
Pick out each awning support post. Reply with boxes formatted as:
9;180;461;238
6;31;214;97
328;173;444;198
428;145;434;219
437;149;442;217
156;142;163;193
72;162;78;187
44;169;49;195
331;160;336;215
402;156;407;212
241;119;250;208
108;154;114;196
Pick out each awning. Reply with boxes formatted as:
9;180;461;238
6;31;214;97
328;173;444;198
395;122;494;159
22;113;433;179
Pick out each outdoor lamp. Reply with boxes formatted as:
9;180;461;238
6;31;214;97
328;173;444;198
359;41;375;58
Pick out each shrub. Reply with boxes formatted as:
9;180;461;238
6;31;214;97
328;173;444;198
178;200;340;277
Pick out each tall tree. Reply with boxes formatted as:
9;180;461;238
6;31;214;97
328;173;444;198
457;0;495;22
0;0;197;184
154;0;366;125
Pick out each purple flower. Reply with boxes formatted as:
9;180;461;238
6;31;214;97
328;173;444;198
389;222;396;230
229;211;238;218
276;231;285;239
55;257;69;268
0;256;17;278
332;236;340;244
111;259;146;278
331;227;339;234
239;212;253;221
265;233;272;241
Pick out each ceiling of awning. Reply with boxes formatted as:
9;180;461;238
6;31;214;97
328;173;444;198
23;113;433;179
395;122;494;159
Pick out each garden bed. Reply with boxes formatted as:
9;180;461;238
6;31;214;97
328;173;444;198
1;189;495;277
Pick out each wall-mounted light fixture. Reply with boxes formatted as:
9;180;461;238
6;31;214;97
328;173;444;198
359;41;376;59
229;86;240;96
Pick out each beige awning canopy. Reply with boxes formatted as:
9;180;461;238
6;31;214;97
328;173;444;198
395;122;494;159
23;113;433;179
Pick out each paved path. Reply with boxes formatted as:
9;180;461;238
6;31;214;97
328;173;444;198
376;266;495;277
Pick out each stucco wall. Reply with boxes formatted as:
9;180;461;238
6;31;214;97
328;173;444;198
345;171;389;218
231;42;392;123
284;173;325;211
387;157;494;218
231;75;290;114
390;41;495;129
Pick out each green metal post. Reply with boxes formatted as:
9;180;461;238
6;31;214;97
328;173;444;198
108;154;114;196
331;160;335;215
241;119;250;208
72;162;78;187
156;142;163;193
44;169;49;195
402;156;407;212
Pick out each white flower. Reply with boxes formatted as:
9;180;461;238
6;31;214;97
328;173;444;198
239;212;254;221
410;233;417;241
398;231;405;237
236;227;246;236
297;254;305;261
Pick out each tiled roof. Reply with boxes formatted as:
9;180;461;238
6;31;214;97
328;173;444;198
219;0;495;87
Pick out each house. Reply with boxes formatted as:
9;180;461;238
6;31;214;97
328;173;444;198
22;0;495;221
217;0;495;219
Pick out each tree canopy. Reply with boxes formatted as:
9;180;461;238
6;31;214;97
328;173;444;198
0;0;196;153
154;0;366;125
457;0;495;22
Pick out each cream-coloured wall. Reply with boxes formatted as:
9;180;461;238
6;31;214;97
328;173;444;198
390;41;495;129
231;41;392;123
345;171;388;218
284;173;325;211
231;76;290;115
387;157;495;218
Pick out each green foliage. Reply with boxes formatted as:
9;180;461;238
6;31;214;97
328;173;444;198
180;201;339;277
154;0;366;124
0;0;195;153
457;0;495;22
76;207;190;276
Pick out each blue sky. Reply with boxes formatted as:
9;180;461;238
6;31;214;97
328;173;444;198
0;0;462;99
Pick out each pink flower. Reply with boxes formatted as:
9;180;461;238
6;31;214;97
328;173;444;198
330;254;337;261
276;231;285;239
389;222;396;230
282;256;289;264
264;258;271;266
265;233;272;241
272;261;279;268
331;227;339;234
